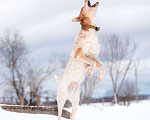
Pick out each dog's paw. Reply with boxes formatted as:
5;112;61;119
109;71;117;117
88;71;92;78
98;76;103;83
88;62;96;78
98;71;103;83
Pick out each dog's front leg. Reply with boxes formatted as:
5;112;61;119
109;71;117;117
75;51;95;65
85;58;104;82
84;54;104;82
78;54;104;82
84;56;97;78
88;61;96;78
92;58;104;83
74;48;104;82
74;48;97;77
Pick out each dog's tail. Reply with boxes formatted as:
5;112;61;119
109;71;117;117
54;74;61;85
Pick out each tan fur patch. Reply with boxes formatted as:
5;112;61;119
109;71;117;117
74;48;82;58
79;8;91;27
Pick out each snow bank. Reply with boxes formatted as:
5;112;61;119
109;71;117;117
0;100;150;120
0;106;67;120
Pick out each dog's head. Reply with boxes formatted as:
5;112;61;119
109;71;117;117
72;0;99;26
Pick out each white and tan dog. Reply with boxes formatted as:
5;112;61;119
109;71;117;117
54;0;104;120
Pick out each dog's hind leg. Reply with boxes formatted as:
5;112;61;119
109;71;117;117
70;86;80;120
57;86;68;120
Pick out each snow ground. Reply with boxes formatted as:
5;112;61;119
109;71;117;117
0;100;150;120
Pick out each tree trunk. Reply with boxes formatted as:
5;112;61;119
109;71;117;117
20;96;24;105
113;89;118;104
135;69;139;102
79;93;82;106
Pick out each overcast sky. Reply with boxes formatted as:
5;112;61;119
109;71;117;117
0;0;150;97
0;0;150;60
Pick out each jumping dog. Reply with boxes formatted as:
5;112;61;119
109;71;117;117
54;0;104;119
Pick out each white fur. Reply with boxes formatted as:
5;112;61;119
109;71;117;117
55;29;100;120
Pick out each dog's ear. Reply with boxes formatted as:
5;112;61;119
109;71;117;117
72;16;81;22
88;0;91;7
91;2;99;12
84;0;89;9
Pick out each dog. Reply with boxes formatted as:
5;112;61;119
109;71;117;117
54;0;104;120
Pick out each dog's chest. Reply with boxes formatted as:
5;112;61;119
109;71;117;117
74;36;100;58
86;42;100;58
75;30;100;57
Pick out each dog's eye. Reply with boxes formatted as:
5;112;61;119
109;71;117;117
77;17;80;20
78;17;82;20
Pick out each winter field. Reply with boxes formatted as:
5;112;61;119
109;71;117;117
0;100;150;120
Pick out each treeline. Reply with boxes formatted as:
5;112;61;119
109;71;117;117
0;30;67;105
0;30;140;106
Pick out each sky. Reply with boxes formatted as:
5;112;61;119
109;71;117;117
0;0;150;58
0;0;150;97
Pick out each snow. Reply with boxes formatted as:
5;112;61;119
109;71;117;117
0;106;67;120
0;100;150;120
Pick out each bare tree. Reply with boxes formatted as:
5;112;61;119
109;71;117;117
49;52;69;70
134;58;140;103
0;84;5;89
0;30;57;105
99;34;136;104
119;80;135;106
81;72;98;105
25;62;56;105
0;30;27;103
